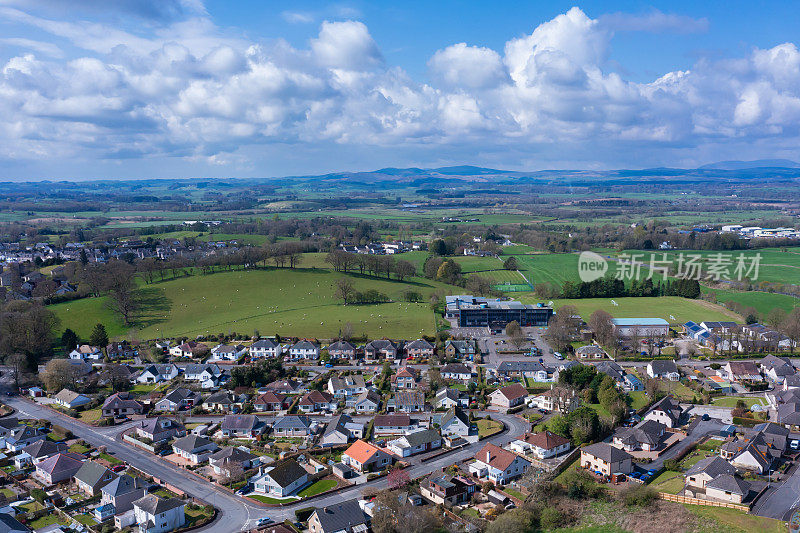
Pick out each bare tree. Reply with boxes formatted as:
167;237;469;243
334;278;356;305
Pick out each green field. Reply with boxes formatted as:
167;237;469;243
453;255;527;283
704;287;798;314
51;267;449;340
515;295;742;324
512;253;581;287
710;396;767;408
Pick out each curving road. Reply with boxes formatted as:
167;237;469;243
5;396;528;532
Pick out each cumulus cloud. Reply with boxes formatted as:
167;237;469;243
1;5;800;175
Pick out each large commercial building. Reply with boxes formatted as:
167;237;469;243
445;295;553;329
611;318;670;338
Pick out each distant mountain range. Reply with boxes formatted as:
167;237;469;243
698;159;800;170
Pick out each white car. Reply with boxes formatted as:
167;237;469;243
790;440;799;450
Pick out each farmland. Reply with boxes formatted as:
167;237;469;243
513;295;742;324
50;267;450;340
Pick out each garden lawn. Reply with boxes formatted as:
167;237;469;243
649;470;684;494
50;267;448;340
69;443;90;454
97;452;122;465
185;505;215;527
27;515;70;529
77;408;102;423
628;391;650;410
74;514;97;526
686;505;785;533
503;487;526;501
297;479;337;498
249;495;300;504
476;419;503;438
711;396;767;408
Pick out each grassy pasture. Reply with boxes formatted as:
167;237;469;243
51;267;449;340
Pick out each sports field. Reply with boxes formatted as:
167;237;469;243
513;295;742;324
704;287;798;314
51;268;448;340
453;256;527;283
512;253;581;287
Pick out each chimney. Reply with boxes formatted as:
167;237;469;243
486;451;491;463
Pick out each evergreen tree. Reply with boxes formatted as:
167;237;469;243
89;323;109;348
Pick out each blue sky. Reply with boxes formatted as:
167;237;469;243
1;1;800;179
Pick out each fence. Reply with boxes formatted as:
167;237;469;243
492;283;534;292
123;434;156;452
657;492;750;512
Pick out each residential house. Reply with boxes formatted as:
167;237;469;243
251;459;309;497
405;339;434;358
342;440;393;472
387;391;425;413
507;431;571;459
439;407;471;437
364;339;397;360
420;474;478;506
288;340;319;360
249;339;282;359
468;443;531;484
387;428;442;457
321;414;357;447
102;392;144;418
489;383;528;410
220;415;266;438
373;414;415;436
352;390;381;414
35;452;85;485
0;514;29;533
327;341;357;359
723;361;763;382
17;440;67;468
107;341;137;359
263;379;303;395
136;364;179;384
253;392;289;412
435;388;470;409
327;375;366;402
576;345;606;359
202;391;245;413
100;474;148;514
171;435;218;464
209;447;257;477
644;396;684;428
308;499;370;533
646;360;680;381
685;456;736;489
53;389;91;409
391;367;418;390
705;474;751;504
595;361;626;387
69;345;103;360
760;355;795;383
612;420;666;452
132;495;186;533
155;388;200;412
0;419;19;449
580;442;633;476
272;415;314;438
169;341;202;358
74;461;116;496
444;339;477;360
135;417;186;442
5;426;47;451
183;364;221;383
441;363;472;382
496;360;550;381
209;344;246;362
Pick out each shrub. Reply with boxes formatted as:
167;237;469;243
621;485;658;507
662;459;679;471
295;507;315;523
539;507;563;529
30;488;48;504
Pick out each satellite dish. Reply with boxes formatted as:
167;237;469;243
670;315;676;320
548;301;554;307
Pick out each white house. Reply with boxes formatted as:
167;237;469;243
133;495;186;533
468;443;530;484
250;459;309;497
288;340;320;360
250;339;281;359
387;428;442;457
136;364;179;384
171;435;218;464
646;360;680;381
208;344;247;362
507;431;571;459
53;389;92;409
69;345;103;360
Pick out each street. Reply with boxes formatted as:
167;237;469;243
3;396;529;531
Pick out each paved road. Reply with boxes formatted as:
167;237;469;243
5;396;528;531
752;461;800;520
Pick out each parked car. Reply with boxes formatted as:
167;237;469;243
257;517;273;527
791;440;799;450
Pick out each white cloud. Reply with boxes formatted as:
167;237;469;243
310;21;383;71
1;5;800;175
282;11;314;24
0;37;63;58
